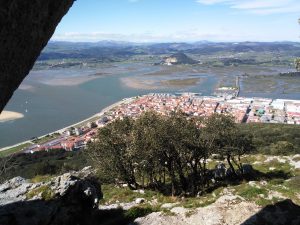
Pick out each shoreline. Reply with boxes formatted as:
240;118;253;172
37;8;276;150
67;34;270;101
0;97;134;152
2;90;300;153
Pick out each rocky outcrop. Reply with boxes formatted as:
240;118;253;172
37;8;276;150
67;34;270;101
135;194;300;225
135;194;260;225
0;0;75;112
0;167;106;225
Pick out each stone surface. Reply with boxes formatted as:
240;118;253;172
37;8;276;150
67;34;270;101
135;194;260;225
0;0;75;112
0;168;104;225
135;194;300;225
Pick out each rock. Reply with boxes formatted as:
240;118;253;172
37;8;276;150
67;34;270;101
161;203;178;209
0;0;75;111
242;199;300;225
51;173;78;196
248;181;257;187
135;194;260;225
133;189;145;194
214;163;227;179
241;164;254;175
260;181;268;186
267;191;285;200
0;170;103;225
135;198;145;204
215;194;244;204
0;177;32;205
135;194;300;225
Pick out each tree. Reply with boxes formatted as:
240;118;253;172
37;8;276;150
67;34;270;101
201;114;254;178
88;112;255;196
132;111;165;188
0;155;17;183
88;117;138;189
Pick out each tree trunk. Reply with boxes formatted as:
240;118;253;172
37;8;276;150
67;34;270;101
227;155;238;178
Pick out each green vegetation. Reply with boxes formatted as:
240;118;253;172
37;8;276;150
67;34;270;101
0;122;298;185
238;186;268;200
88;112;255;196
101;184;157;204
32;133;60;145
240;123;300;155
0;150;87;182
0;143;31;158
124;205;157;221
0;115;299;210
26;185;55;201
31;175;54;183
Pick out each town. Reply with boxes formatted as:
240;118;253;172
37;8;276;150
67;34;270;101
23;93;300;154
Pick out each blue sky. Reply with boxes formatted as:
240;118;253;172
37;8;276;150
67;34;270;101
52;0;300;42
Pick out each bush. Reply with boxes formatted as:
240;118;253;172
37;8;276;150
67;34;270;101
124;206;155;220
270;141;295;155
239;186;268;200
26;186;55;201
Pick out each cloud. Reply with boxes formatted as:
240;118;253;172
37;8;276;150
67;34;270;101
52;28;298;43
196;0;300;14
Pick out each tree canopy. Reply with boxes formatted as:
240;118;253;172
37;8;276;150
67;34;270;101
88;112;255;196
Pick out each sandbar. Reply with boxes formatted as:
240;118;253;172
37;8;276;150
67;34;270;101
121;77;163;90
160;78;201;87
18;84;35;92
0;111;24;122
39;76;99;86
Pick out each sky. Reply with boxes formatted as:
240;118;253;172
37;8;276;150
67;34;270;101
52;0;300;43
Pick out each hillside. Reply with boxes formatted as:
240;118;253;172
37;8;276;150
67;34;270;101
162;52;199;65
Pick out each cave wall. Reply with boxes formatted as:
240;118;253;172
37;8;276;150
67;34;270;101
0;0;75;112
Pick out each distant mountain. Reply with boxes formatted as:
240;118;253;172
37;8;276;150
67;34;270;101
38;41;300;61
161;52;199;65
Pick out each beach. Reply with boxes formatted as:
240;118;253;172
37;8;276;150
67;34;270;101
0;111;24;122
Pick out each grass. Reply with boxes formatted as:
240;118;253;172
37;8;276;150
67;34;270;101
99;153;300;212
26;185;55;201
0;143;31;158
32;133;60;145
30;175;54;183
238;186;268;200
161;209;177;216
125;205;158;220
100;184;159;204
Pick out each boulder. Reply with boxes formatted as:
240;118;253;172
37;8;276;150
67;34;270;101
0;169;104;225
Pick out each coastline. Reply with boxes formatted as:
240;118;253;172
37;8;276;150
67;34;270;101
0;111;24;123
0;97;134;152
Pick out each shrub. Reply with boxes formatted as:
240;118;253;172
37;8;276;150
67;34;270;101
124;206;155;220
26;186;55;201
239;186;268;200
